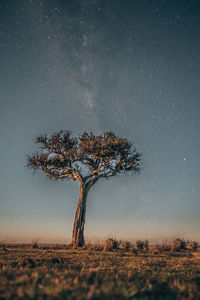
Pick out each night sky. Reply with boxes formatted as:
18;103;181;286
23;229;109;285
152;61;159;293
0;0;200;243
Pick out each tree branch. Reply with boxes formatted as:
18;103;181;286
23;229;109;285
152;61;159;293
27;130;141;184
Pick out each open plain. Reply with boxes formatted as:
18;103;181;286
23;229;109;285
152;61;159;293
0;244;200;299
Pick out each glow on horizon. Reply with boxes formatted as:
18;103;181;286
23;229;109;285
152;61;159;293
1;214;199;244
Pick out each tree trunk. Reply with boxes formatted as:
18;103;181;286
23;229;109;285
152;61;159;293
72;183;87;247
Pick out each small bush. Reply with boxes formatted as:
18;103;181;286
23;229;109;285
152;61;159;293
131;245;138;255
104;238;119;251
119;240;132;250
51;257;63;264
0;244;7;251
171;238;188;252
136;239;149;252
18;258;36;268
136;240;144;250
144;240;149;252
31;240;39;249
187;241;199;251
151;249;160;255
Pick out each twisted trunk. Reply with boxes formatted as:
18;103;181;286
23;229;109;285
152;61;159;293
72;182;88;247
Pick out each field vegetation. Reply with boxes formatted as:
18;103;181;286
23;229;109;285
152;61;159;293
0;239;200;299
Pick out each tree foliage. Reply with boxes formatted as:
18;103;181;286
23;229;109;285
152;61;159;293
27;130;141;188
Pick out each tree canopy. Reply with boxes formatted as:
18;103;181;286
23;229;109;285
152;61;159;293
27;130;141;188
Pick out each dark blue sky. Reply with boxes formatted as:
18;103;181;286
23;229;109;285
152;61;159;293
0;0;200;243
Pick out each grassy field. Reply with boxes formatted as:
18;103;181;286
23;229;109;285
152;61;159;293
0;244;200;299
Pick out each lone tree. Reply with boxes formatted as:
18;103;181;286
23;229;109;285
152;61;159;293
27;131;141;247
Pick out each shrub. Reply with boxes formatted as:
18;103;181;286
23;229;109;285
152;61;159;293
136;240;144;250
18;258;36;268
104;238;119;251
119;240;132;250
144;240;149;252
171;238;188;251
131;245;138;255
187;241;199;251
151;249;160;255
31;240;39;249
51;257;63;264
0;244;7;251
136;239;149;252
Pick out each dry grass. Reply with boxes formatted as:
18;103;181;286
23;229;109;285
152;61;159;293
0;243;199;299
135;239;149;252
0;243;7;252
171;238;188;252
119;240;132;251
103;238;119;251
30;240;40;249
154;241;171;252
188;240;199;251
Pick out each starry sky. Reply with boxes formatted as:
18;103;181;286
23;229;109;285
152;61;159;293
0;0;200;243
